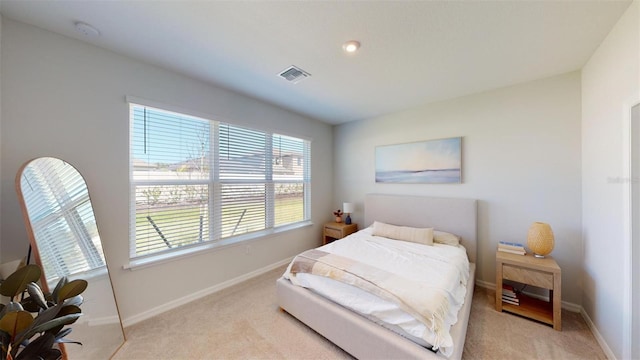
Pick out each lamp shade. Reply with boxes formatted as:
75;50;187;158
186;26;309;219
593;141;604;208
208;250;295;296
527;222;554;258
343;202;355;214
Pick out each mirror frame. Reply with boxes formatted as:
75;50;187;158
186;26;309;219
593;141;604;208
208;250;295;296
15;157;126;359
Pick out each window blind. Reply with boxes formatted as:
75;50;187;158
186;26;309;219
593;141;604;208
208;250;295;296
130;103;311;259
20;158;105;281
131;106;211;257
272;134;310;227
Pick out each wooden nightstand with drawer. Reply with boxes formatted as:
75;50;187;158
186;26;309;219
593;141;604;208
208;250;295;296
495;251;562;330
323;222;358;245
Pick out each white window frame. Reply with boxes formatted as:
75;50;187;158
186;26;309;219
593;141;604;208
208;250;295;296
127;99;312;269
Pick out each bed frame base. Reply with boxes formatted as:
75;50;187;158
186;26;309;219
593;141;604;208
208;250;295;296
277;264;475;360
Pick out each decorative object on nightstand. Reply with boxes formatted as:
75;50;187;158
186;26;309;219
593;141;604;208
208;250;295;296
333;209;343;223
527;222;555;258
498;241;526;255
323;222;358;245
343;202;354;225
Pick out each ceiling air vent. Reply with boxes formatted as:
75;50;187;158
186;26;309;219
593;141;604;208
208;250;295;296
278;65;311;84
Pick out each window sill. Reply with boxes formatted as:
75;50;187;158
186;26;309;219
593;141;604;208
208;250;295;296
123;221;313;271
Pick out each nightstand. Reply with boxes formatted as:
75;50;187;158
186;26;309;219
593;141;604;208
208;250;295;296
495;251;562;330
323;222;358;245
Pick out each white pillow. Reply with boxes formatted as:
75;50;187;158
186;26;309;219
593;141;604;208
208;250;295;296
433;230;461;246
372;221;434;246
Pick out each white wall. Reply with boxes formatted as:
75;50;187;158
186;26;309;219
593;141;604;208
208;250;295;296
0;19;333;321
0;14;3;261
334;72;583;304
581;1;639;358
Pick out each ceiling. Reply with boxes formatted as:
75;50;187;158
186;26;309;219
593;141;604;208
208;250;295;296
0;1;632;124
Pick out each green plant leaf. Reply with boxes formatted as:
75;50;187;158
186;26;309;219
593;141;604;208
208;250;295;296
14;332;55;360
0;330;11;357
14;302;62;345
56;305;81;318
0;311;33;338
51;277;67;305
46;324;64;338
44;305;81;336
56;280;87;303
26;283;47;310
0;302;24;319
19;297;41;313
62;295;83;307
0;265;41;298
17;303;62;340
55;338;81;346
52;327;71;340
40;348;62;360
14;313;81;346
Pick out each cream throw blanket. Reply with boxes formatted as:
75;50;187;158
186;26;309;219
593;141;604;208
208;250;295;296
289;248;451;351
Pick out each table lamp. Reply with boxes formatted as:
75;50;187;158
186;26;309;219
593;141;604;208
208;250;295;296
343;202;354;225
527;222;554;258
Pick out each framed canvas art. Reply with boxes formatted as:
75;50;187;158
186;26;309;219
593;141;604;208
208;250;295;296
375;137;462;183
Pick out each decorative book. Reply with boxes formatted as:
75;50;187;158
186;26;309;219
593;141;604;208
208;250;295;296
502;284;519;305
498;241;526;255
502;296;520;305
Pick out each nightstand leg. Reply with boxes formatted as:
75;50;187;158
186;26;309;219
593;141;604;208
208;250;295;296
495;262;503;312
553;274;562;330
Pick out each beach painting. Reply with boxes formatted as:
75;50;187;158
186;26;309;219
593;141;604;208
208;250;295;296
375;137;462;183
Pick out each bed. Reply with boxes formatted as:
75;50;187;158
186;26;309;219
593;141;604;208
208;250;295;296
277;194;477;359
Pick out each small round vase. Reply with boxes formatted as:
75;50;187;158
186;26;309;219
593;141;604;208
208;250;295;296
335;216;342;223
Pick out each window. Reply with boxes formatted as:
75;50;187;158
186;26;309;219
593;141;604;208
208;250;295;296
129;103;311;260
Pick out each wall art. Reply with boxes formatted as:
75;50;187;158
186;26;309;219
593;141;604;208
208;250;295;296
375;137;462;183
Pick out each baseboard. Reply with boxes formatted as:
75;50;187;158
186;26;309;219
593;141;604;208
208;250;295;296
121;257;292;327
580;307;616;360
474;279;581;312
474;279;494;290
81;315;121;327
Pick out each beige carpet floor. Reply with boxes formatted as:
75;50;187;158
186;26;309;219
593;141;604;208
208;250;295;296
113;266;606;360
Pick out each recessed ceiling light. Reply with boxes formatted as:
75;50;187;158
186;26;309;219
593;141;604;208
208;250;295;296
342;40;360;53
74;21;100;37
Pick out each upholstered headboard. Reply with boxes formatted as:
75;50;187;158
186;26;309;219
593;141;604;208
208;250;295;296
364;194;478;263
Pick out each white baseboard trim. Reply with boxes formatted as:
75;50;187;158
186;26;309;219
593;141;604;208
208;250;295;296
85;315;121;327
121;257;292;327
475;279;581;312
581;307;616;359
475;279;494;290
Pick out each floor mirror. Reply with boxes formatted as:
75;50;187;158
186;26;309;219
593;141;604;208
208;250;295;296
15;157;125;359
631;103;640;360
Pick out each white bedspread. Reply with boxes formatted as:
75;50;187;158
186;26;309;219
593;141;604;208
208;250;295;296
284;227;470;357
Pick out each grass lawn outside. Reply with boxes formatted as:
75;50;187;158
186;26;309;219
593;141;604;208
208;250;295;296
135;196;303;256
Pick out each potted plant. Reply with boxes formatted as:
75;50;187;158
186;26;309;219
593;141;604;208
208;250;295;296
0;264;86;360
333;209;344;223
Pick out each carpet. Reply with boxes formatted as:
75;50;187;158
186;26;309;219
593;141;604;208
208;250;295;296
113;265;606;359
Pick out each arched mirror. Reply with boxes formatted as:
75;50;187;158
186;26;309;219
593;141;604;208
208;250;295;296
15;157;125;359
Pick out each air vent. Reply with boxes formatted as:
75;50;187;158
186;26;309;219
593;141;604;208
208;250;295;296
278;65;311;84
